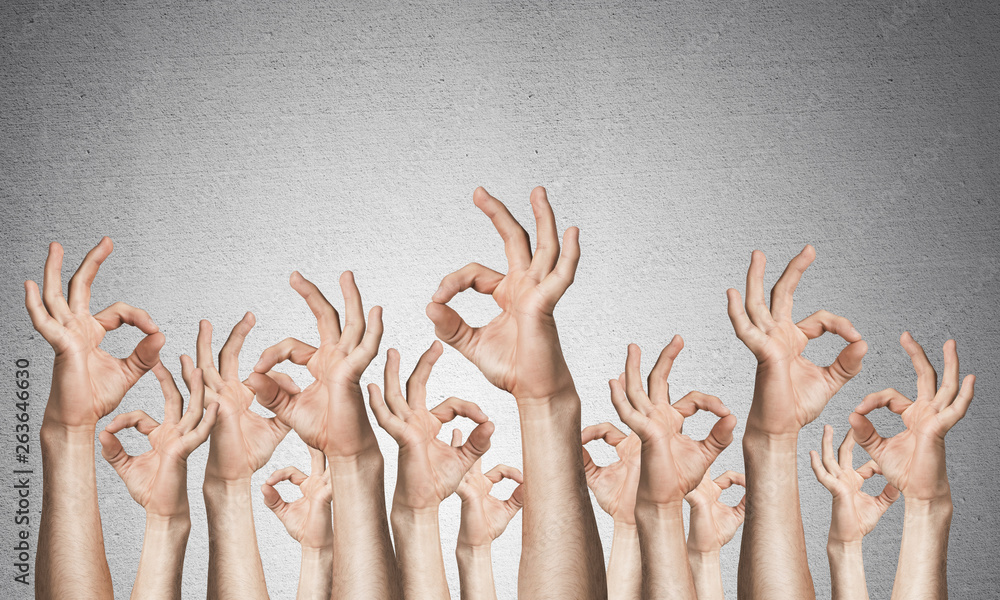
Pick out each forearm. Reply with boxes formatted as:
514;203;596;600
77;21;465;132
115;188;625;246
203;478;269;600
634;503;696;600
37;422;114;600
828;541;869;600
328;449;401;600
891;498;952;600
607;522;641;600
131;515;191;600
517;392;607;598
737;430;815;599
456;544;497;600
296;546;334;600
688;550;724;600
391;506;449;599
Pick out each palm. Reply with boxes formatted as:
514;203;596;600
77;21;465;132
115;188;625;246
469;274;568;399
829;470;888;540
686;474;745;553
398;411;473;506
116;424;188;512
755;321;851;431
278;476;333;547
870;403;949;497
586;434;640;523
456;459;523;547
50;315;136;423
638;407;714;505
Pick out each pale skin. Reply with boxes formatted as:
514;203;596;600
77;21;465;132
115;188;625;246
100;364;219;600
849;333;975;600
809;427;898;600
454;447;523;600
685;471;747;600
426;186;603;599
369;342;495;600
187;315;290;600
246;271;396;600
261;446;334;600
26;237;165;600
609;339;737;600
727;245;868;599
580;423;641;600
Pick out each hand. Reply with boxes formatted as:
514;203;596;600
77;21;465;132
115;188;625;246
581;422;641;526
685;471;746;553
455;450;524;548
368;341;495;511
609;338;737;508
261;446;334;550
849;333;975;502
426;187;581;402
99;364;218;519
810;426;898;544
25;238;164;429
184;315;291;482
726;246;868;436
248;271;383;458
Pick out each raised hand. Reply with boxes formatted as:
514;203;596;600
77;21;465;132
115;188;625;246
685;471;747;600
426;186;580;402
27;238;164;599
849;333;975;502
685;471;747;554
369;341;495;511
248;271;383;458
582;422;642;600
726;246;868;435
371;342;494;600
455;450;524;548
25;237;164;429
581;423;641;526
609;338;735;600
261;447;334;549
185;314;290;482
247;271;397;599
810;426;898;543
848;333;972;600
262;446;335;600
100;364;218;518
609;339;736;508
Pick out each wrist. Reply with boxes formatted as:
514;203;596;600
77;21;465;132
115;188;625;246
613;518;638;533
827;539;864;555
687;548;721;565
391;503;440;526
743;423;799;447
144;512;192;535
634;500;685;524
514;385;579;411
300;543;334;556
203;475;252;501
456;542;493;558
904;494;953;518
40;420;96;445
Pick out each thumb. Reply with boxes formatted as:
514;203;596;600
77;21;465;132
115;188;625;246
98;430;130;477
123;332;166;386
459;421;495;467
848;411;886;462
246;372;293;422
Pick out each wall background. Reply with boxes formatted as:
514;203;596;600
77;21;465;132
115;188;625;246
2;0;997;598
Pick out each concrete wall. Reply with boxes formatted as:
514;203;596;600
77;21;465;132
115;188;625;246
2;0;997;597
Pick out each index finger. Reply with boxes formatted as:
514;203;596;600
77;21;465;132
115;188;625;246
581;422;627;447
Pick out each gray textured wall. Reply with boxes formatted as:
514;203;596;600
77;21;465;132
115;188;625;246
2;0;998;598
